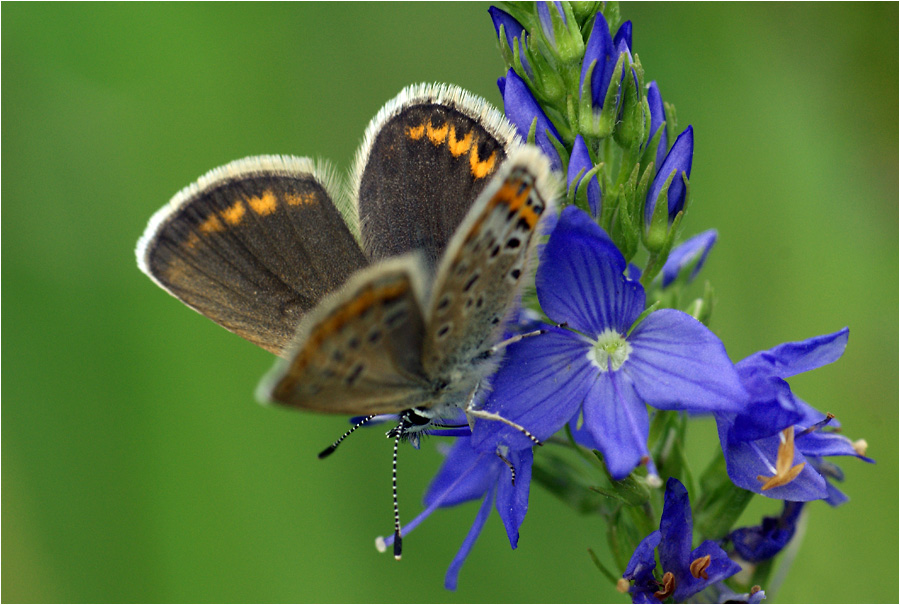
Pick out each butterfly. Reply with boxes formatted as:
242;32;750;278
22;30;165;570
136;83;557;557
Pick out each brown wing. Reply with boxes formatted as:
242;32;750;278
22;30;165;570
258;255;435;414
423;146;557;377
136;156;368;356
352;83;519;268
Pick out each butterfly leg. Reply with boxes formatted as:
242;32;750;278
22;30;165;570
463;382;542;446
495;447;516;485
474;322;567;362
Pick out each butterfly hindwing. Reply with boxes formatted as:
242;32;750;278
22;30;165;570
259;255;435;414
352;83;519;268
423;146;556;378
137;156;368;356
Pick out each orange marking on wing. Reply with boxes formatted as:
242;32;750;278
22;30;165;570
462;178;541;244
287;280;411;376
426;122;449;145
248;191;277;216
447;126;473;157
221;201;246;225
406;124;425;140
488;180;541;228
469;148;497;179
198;214;224;234
286;192;317;206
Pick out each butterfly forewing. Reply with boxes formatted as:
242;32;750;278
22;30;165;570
137;156;368;356
353;84;519;268
260;255;435;414
423;147;555;378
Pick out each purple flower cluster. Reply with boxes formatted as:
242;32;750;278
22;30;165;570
379;6;872;596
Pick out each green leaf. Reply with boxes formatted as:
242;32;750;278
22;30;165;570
694;451;755;540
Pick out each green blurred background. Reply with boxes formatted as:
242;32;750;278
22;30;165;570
3;3;896;602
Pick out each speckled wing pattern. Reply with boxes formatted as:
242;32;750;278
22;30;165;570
259;255;434;414
423;146;555;378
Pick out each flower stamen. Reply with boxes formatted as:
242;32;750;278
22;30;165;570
586;328;632;372
689;554;711;579
795;412;835;438
757;427;805;490
653;571;676;601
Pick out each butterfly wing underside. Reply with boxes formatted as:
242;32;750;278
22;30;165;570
422;146;555;377
136;156;368;356
260;255;435;414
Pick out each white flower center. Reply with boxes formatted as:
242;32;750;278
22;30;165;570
586;328;632;372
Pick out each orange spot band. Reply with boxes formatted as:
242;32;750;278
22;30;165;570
248;191;277;216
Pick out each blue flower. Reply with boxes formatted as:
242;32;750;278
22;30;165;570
377;436;532;591
715;328;874;503
472;207;747;479
498;68;563;170
536;1;566;48
646;81;668;170
567;134;601;217
622;478;742;603
645;125;693;226
488;6;533;78
658;229;717;288
729;501;805;563
580;12;632;112
614;20;633;51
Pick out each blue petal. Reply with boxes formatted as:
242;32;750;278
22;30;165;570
623;529;660;582
444;486;495;591
472;326;596;451
501;69;562;170
645;126;693;224
613;39;635;109
727;367;804;441
624;529;661;603
625;309;747;413
494;447;533;548
489;6;525;43
613;20;633;51
646;81;668;169
716;417;829;501
488;7;533;78
797;429;874;462
567;134;602;217
658;229;717;288
579;12;614;108
658;478;693;577
536;2;565;47
537;207;644;334
424;439;496;508
568;412;601;450
536;2;554;45
582;368;649;479
738;328;849;379
821;474;850;506
730;501;804;563
673;540;742;602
